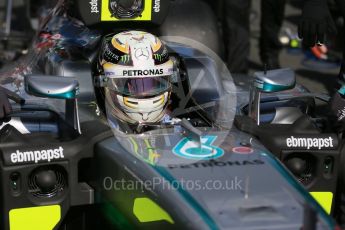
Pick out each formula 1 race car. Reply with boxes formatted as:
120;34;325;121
0;0;343;230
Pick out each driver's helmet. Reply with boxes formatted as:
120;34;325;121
99;31;174;126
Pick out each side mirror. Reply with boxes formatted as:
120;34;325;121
248;68;296;125
25;75;79;99
24;75;81;133
253;68;295;93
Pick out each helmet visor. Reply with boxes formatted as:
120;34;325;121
107;75;171;98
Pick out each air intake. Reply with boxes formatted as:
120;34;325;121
28;165;67;198
109;0;144;19
284;153;316;186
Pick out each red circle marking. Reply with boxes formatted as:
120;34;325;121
232;147;254;154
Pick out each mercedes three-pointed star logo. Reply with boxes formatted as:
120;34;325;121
135;48;150;60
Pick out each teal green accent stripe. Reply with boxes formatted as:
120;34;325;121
261;152;335;229
49;91;78;99
153;166;219;230
28;86;78;99
338;85;345;96
262;82;291;92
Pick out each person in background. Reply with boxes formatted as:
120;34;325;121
222;0;251;74
208;0;286;72
298;0;345;125
222;0;287;72
259;0;286;70
298;0;340;76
